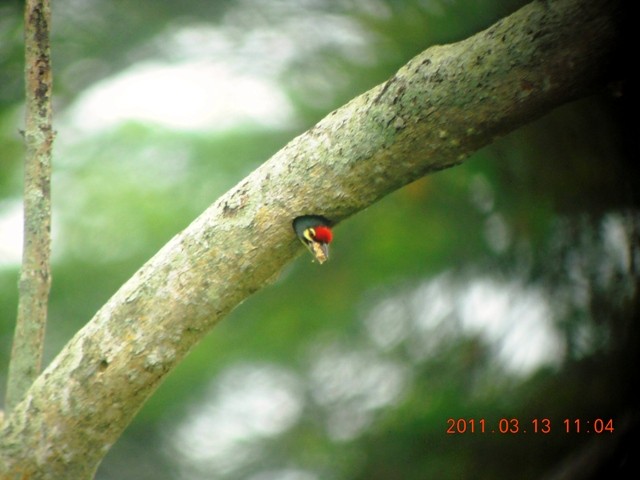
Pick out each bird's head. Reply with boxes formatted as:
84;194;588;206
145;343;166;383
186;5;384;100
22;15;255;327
293;215;334;264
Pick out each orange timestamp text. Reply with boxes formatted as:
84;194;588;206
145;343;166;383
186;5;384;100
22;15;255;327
446;418;615;434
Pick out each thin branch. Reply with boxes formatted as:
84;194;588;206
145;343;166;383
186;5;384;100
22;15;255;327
5;0;54;413
0;0;622;477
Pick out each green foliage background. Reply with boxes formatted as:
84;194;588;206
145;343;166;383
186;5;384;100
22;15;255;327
1;1;638;479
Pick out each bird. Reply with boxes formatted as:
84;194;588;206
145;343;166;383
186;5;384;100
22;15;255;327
292;215;333;264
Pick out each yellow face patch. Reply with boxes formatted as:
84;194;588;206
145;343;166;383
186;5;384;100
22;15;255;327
303;228;316;242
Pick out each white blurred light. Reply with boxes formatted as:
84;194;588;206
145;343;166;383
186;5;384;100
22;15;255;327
0;201;23;267
309;343;409;441
247;469;317;480
171;364;303;477
65;61;294;133
459;277;561;374
365;273;564;375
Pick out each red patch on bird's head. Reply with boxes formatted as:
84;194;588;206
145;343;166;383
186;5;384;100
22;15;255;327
313;226;333;244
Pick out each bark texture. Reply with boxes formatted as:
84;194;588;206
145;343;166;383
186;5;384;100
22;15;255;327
0;0;623;477
5;0;53;413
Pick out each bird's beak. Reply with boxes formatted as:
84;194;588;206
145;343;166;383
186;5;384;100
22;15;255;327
309;241;330;264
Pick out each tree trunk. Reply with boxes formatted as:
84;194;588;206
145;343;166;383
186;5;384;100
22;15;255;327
0;0;623;477
5;0;54;415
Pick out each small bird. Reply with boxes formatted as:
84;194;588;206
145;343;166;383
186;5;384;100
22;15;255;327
292;215;333;264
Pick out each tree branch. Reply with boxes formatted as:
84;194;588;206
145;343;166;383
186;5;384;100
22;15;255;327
4;0;53;414
0;0;622;477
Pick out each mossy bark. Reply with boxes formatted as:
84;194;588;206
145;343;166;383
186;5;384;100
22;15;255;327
5;0;53;413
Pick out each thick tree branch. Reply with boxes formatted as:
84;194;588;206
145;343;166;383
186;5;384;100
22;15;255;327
0;0;622;477
5;0;53;413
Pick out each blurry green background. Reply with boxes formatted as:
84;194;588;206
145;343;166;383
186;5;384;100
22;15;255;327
1;0;638;479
